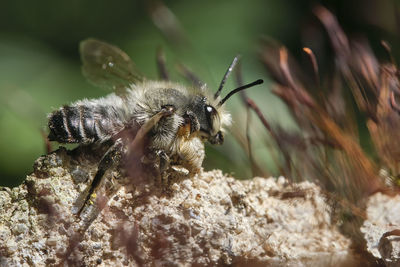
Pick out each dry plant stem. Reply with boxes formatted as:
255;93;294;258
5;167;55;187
278;48;315;108
390;91;400;112
258;6;400;263
176;63;204;87
314;5;376;114
230;121;272;178
148;0;187;48
312;111;380;193
40;129;52;154
381;40;396;66
302;47;320;89
156;47;169;81
313;6;350;61
277;46;382;196
245;107;256;176
244;98;291;176
235;62;265;177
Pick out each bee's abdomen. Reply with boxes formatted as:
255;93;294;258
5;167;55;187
48;105;120;144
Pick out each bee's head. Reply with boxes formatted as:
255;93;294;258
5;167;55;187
188;96;224;144
189;56;263;145
189;82;263;145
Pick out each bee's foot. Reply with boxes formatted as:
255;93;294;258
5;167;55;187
170;165;190;175
161;105;175;116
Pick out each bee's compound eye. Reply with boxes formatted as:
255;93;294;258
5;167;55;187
204;105;220;135
205;105;217;118
204;105;217;126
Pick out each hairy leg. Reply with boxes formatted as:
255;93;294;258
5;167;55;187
75;138;124;217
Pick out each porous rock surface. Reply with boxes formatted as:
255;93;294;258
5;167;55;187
361;192;400;266
0;147;356;266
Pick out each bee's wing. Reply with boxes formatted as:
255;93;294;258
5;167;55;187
80;39;143;95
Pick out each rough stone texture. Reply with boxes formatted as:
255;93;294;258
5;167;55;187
361;192;400;266
0;147;357;266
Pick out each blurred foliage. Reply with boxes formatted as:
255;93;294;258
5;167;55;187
0;0;399;186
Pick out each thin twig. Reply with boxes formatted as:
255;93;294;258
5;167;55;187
156;47;169;81
303;47;320;89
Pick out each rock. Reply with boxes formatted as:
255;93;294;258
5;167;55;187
361;192;400;266
0;147;357;266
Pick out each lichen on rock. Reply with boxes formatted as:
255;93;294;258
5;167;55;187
0;147;356;266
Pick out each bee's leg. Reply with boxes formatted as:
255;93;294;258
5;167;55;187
128;105;175;185
128;103;175;167
157;150;170;174
128;105;175;152
139;149;170;185
157;150;171;186
74;138;124;218
184;111;200;133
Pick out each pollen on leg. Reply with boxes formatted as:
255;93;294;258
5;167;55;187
177;123;191;139
89;193;97;205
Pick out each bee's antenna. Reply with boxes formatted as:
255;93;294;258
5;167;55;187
218;79;263;107
214;55;240;99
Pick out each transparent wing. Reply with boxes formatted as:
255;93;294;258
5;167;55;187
80;39;144;95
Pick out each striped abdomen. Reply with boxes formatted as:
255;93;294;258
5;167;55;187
48;105;124;144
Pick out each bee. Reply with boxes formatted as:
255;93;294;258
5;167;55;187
47;39;263;215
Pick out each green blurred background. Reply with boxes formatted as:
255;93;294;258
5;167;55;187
0;0;399;186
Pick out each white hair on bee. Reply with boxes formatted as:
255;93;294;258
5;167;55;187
217;105;232;128
47;39;264;218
